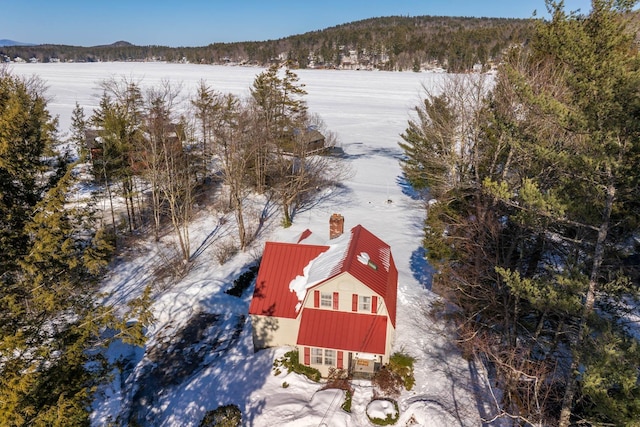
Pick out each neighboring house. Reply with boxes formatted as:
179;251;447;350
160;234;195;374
84;129;102;161
283;127;326;155
249;214;398;377
301;128;326;153
85;122;185;174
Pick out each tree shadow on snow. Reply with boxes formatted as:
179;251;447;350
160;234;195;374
114;258;270;425
156;315;272;426
396;173;429;201
292;182;352;220
189;215;232;262
342;142;404;161
404;302;482;427
410;246;435;291
119;310;271;426
252;195;281;243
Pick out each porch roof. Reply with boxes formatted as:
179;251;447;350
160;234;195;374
296;308;387;355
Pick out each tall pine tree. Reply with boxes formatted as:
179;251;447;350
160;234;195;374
0;70;56;283
0;70;151;426
400;1;640;424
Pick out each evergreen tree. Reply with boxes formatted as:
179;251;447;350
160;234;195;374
0;170;103;426
91;80;144;234
250;63;308;193
70;102;88;162
191;80;220;180
400;1;640;424
399;93;458;194
250;64;317;226
0;71;150;425
521;2;640;424
0;69;56;286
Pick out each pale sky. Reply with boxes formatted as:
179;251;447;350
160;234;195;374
2;0;595;47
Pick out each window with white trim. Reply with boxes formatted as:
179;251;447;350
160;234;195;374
324;349;336;366
359;295;371;311
309;348;336;366
320;292;333;308
311;348;323;365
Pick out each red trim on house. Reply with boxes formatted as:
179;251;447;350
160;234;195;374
304;347;310;365
339;225;398;327
337;351;344;369
297;309;387;355
333;292;339;310
314;290;320;308
352;294;358;312
372;296;378;314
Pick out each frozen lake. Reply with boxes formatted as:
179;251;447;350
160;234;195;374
8;62;444;147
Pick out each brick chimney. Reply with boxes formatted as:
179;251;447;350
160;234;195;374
329;213;344;240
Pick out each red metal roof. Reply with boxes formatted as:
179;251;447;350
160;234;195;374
296;229;313;244
249;242;329;318
296;309;388;355
249;225;398;329
334;225;398;327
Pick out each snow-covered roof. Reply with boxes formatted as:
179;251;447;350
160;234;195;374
288;231;351;303
291;228;328;246
249;224;398;327
249;242;329;319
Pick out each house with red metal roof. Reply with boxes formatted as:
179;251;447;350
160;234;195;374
249;214;398;377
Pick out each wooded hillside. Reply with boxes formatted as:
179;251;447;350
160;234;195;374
0;15;534;72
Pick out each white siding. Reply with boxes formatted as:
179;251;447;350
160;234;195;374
250;314;299;350
296;272;397;374
301;272;390;317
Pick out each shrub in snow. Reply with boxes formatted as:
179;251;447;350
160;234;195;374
214;239;239;264
341;390;353;413
321;367;355;412
272;350;321;382
198;404;241;427
372;366;403;398
366;399;399;426
323;368;352;392
225;265;258;297
373;351;416;397
389;351;415;391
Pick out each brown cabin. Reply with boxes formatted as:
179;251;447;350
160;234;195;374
302;128;326;153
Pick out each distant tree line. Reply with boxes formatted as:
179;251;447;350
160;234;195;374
0;15;535;72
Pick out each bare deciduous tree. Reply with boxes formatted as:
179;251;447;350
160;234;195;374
212;94;256;250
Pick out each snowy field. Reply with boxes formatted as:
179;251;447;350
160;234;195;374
10;63;494;426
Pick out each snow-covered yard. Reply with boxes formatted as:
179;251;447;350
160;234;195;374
12;62;494;426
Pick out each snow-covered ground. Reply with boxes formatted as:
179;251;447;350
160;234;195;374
11;63;495;426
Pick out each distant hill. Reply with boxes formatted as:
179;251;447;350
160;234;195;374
94;41;134;48
0;15;535;71
0;39;35;47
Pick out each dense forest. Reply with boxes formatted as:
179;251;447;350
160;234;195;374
0;15;534;72
399;1;640;425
